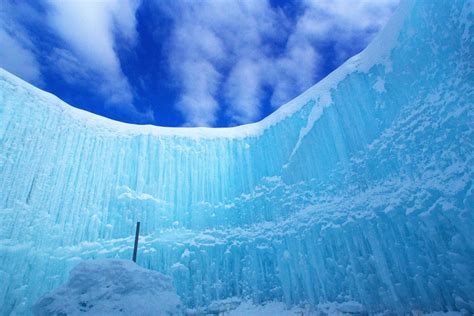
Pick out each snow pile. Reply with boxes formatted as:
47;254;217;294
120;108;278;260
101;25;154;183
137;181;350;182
33;260;181;316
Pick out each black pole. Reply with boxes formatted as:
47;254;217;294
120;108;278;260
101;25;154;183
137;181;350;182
132;221;140;262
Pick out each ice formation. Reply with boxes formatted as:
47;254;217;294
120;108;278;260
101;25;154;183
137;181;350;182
32;260;181;315
0;0;473;314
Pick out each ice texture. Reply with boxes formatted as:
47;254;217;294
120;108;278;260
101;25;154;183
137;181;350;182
32;259;181;315
0;0;473;314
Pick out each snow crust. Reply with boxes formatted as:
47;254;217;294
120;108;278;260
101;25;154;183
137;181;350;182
32;259;181;315
0;0;473;315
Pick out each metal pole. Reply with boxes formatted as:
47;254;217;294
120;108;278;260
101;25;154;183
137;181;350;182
132;221;140;262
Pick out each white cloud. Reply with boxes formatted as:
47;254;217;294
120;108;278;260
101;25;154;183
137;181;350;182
46;0;141;107
0;28;42;84
225;58;265;124
48;48;91;86
0;0;398;126
0;2;43;84
160;0;281;126
176;60;221;127
297;0;399;61
160;0;397;126
267;0;398;107
303;0;398;32
269;42;319;108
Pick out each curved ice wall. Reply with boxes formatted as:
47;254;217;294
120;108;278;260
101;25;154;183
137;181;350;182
1;0;473;314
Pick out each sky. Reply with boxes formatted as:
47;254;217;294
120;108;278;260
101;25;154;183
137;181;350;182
0;0;398;127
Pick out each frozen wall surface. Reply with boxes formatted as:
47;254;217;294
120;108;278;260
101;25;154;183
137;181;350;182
0;0;473;314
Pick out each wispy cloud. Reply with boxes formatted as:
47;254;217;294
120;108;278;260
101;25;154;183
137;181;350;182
0;0;152;120
159;0;281;126
46;0;141;108
225;58;266;124
0;1;43;84
166;15;226;126
268;39;320;108
296;0;399;61
160;0;398;126
0;0;397;127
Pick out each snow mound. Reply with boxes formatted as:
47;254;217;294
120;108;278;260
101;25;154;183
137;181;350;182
32;259;181;316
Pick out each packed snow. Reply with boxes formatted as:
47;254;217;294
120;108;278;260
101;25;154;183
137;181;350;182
0;0;473;315
32;260;181;315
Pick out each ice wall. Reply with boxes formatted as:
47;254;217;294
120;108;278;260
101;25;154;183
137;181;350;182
0;0;473;314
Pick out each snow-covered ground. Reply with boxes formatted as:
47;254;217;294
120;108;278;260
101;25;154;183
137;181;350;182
34;267;472;316
226;301;470;316
33;258;470;316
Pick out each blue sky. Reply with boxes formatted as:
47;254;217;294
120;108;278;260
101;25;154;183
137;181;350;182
0;0;398;127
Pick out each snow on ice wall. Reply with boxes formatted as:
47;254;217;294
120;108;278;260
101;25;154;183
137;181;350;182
0;0;473;314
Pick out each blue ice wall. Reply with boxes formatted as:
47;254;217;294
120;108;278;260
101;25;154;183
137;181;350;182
1;0;473;314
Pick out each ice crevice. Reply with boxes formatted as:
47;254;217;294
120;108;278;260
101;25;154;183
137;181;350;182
0;0;473;314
